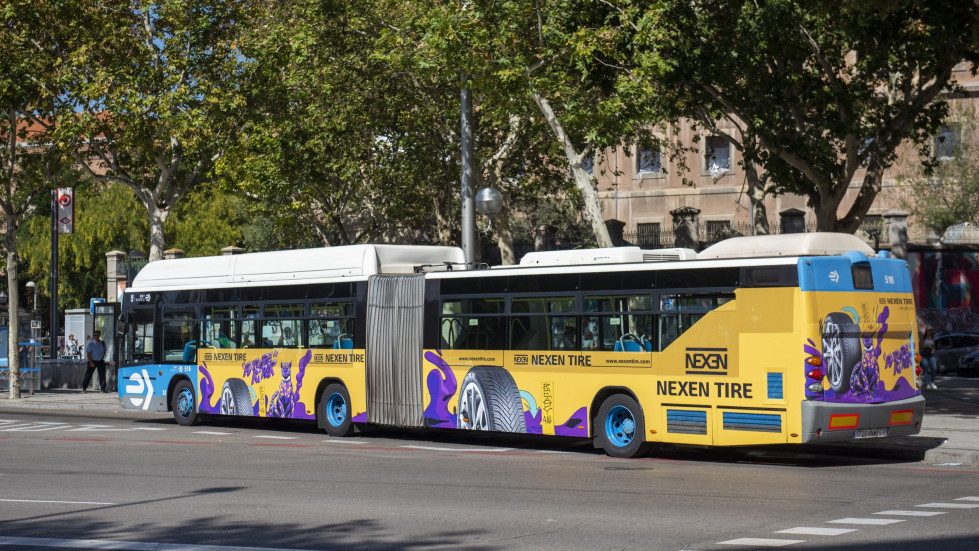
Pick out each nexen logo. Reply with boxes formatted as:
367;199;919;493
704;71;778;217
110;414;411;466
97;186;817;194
685;348;728;375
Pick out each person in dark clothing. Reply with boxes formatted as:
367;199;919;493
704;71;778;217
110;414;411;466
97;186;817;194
82;331;108;393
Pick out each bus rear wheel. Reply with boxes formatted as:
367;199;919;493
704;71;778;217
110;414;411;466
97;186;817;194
320;383;353;437
171;379;200;426
595;394;648;458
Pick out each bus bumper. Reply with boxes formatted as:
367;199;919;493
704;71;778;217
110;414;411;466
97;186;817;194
799;395;925;443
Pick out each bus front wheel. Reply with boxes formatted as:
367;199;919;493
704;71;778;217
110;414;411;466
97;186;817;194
595;395;648;458
171;379;200;427
320;384;353;437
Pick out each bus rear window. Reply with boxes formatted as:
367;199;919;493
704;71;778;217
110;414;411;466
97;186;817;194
851;266;873;290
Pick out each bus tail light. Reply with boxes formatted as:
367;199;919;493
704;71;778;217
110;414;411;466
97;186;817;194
915;366;922;376
805;356;822;367
915;353;921;364
807;383;823;393
806;368;823;380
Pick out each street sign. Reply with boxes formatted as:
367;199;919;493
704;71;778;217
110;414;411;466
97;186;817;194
30;320;41;329
57;187;74;234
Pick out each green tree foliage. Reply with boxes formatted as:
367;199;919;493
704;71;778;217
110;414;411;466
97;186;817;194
416;1;665;248
901;104;979;234
45;0;264;261
19;183;148;311
623;0;979;232
0;0;74;396
222;0;453;246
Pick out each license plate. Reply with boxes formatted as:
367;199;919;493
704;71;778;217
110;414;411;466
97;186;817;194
854;428;888;439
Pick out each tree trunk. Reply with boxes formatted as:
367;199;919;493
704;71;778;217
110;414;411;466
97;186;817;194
530;91;613;248
745;162;770;235
5;234;21;399
147;203;170;262
836;166;884;234
492;204;516;265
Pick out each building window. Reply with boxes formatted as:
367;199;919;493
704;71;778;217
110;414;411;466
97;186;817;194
705;136;731;175
636;222;661;248
637;148;661;174
705;220;731;241
934;124;961;160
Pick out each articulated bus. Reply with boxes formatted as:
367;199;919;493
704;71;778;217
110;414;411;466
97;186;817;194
117;233;923;457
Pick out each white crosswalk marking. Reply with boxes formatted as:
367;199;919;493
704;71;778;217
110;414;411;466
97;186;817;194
916;502;979;509
776;527;855;536
875;510;945;517
253;435;296;440
0;422;70;432
955;496;979;502
828;518;904;525
194;431;232;435
718;537;804;546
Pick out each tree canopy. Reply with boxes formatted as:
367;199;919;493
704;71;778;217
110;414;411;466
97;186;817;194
622;0;979;232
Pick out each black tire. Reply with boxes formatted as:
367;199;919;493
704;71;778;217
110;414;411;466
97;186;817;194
319;383;354;437
456;365;527;433
595;394;648;458
171;379;200;426
822;312;861;394
220;379;253;416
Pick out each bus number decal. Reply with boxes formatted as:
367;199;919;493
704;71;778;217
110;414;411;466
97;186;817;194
685;347;728;374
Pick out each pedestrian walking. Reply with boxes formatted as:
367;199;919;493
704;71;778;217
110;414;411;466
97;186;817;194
920;328;938;390
82;331;108;393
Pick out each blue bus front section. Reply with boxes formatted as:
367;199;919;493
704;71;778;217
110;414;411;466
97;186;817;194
118;364;197;413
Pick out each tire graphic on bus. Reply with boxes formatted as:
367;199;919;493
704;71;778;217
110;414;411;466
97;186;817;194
822;312;861;394
456;365;527;433
220;379;254;416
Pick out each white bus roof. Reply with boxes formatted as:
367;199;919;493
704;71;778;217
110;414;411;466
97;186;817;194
518;246;697;267
698;232;874;260
129;244;466;291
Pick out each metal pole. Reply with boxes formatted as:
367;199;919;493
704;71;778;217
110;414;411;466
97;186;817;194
50;189;58;359
460;72;475;265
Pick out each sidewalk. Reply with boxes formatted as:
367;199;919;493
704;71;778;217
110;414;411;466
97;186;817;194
2;377;977;465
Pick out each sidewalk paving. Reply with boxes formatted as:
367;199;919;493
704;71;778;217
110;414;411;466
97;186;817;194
2;377;977;466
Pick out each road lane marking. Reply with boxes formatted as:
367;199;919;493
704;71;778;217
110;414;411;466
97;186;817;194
955;496;979;501
828;518;904;525
253;435;296;440
0;498;115;505
400;445;514;452
916;502;979;509
0;535;331;550
875;510;945;516
718;538;803;546
321;439;370;444
193;431;232;435
776;527;856;536
0;422;71;432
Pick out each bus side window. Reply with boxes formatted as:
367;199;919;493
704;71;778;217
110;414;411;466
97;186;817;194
309;301;354;349
162;312;196;364
656;293;732;351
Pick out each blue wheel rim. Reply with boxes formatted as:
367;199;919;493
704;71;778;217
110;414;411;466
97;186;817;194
326;392;347;427
605;404;636;448
176;388;194;419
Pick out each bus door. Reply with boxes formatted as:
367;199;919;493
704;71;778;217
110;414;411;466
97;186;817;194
365;274;426;427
